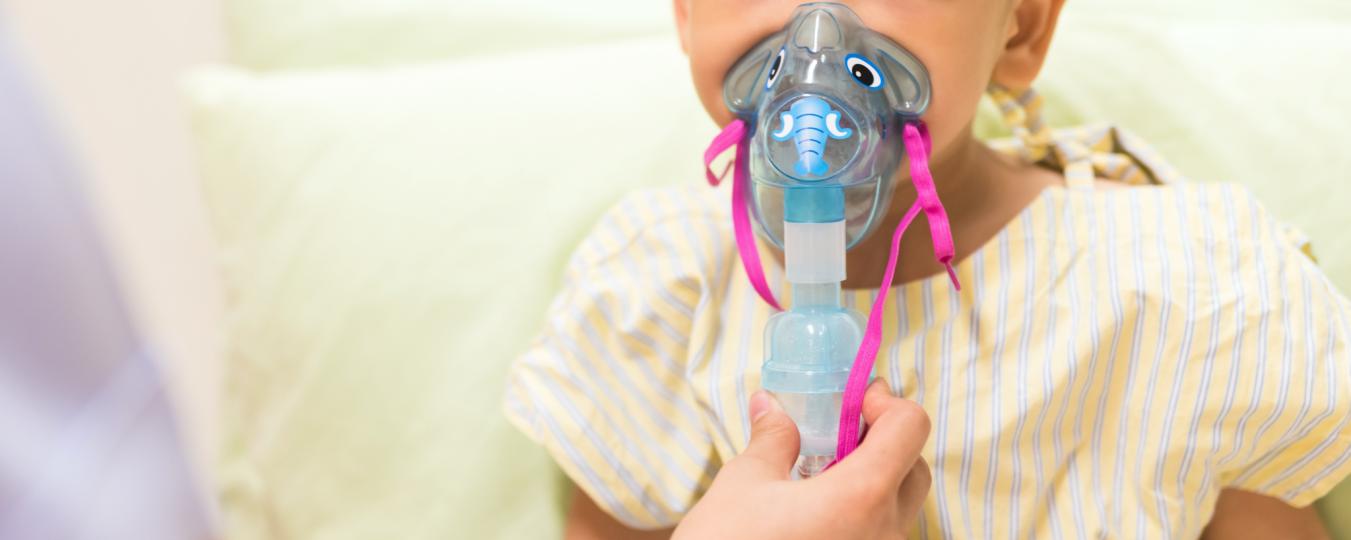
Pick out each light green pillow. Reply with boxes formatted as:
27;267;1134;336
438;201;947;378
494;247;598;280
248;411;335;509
223;0;671;69
222;0;1350;70
187;36;708;539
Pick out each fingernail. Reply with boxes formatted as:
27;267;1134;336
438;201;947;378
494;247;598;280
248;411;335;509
750;390;778;421
870;377;890;392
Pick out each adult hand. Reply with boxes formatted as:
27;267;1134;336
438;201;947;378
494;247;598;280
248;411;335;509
673;379;931;540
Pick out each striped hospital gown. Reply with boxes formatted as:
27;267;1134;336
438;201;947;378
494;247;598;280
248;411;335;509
504;124;1351;538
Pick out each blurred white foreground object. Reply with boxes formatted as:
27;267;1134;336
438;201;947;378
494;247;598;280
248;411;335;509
0;32;214;540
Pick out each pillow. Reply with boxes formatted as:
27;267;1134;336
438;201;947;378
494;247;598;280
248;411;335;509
223;0;672;69
222;0;1351;70
187;36;708;539
188;21;1351;540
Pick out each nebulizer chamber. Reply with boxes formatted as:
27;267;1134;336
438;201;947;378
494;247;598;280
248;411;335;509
722;2;933;477
761;186;866;478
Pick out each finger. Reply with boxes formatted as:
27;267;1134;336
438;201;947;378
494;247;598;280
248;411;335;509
841;378;893;444
830;381;930;486
729;391;800;481
896;456;931;523
861;377;899;427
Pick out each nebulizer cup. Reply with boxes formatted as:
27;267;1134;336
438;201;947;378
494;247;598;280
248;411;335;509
761;186;866;478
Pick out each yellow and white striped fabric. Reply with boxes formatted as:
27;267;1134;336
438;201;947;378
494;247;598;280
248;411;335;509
504;90;1351;538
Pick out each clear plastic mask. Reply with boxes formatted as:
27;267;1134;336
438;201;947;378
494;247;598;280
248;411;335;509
721;2;932;247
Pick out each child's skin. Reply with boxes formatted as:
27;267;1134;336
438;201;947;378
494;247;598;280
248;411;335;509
564;0;1331;537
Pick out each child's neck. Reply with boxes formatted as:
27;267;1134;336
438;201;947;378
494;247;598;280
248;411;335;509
841;124;1064;290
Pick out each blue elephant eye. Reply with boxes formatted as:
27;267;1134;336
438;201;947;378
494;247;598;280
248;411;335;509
765;48;786;89
844;54;884;91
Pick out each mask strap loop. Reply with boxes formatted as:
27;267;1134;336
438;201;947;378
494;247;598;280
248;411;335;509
704;120;782;311
907;122;961;290
831;119;959;464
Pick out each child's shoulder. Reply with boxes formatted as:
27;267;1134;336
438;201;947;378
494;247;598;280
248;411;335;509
1075;179;1344;325
1087;179;1307;266
1042;123;1313;267
1041;122;1335;318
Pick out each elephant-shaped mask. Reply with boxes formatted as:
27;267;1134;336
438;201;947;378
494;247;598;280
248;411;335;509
722;2;933;247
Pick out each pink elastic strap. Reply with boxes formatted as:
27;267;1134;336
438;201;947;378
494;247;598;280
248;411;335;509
831;120;960;463
704;120;782;310
907;122;960;291
830;200;922;463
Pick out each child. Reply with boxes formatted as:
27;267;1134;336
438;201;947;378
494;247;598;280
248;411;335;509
505;0;1351;537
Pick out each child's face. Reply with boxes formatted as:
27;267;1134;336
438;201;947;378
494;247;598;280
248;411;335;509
677;0;1057;156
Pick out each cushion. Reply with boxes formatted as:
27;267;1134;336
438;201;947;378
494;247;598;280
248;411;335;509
222;0;671;69
187;36;708;539
221;0;1350;70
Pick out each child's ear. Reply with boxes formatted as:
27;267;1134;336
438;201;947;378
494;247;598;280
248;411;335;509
673;0;690;54
992;0;1066;89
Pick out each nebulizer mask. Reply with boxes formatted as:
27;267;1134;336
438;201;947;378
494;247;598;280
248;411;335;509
703;2;960;477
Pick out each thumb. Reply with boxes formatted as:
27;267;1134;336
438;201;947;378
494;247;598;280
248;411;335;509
735;391;801;479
